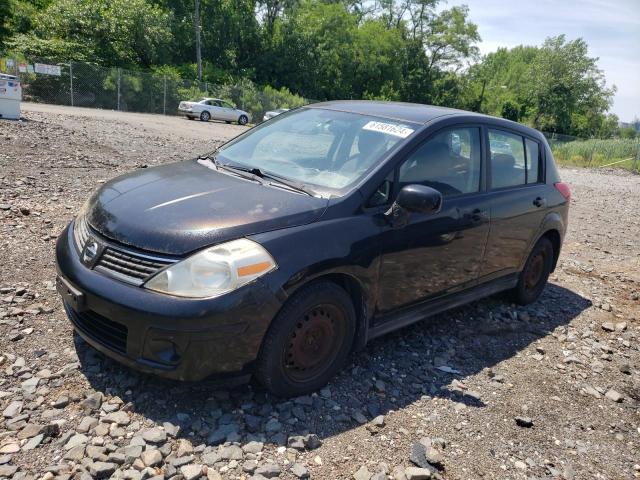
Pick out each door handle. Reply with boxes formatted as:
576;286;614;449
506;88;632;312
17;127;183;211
533;197;547;208
470;208;487;223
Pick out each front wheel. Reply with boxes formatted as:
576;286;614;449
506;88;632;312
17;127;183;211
200;111;211;122
238;115;248;125
255;281;356;397
512;236;554;305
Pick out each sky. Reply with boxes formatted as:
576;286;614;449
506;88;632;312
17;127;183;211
446;0;640;122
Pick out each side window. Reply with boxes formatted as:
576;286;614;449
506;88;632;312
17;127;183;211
489;129;525;189
398;127;481;197
525;139;541;184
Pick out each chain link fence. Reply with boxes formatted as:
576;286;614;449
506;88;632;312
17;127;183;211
0;57;310;122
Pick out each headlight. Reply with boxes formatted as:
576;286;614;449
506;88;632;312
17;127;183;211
144;238;277;298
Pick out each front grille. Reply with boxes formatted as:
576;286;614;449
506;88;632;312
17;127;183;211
95;247;175;285
67;305;128;354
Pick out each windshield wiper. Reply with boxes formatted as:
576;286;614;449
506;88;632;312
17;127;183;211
223;163;316;197
200;155;266;183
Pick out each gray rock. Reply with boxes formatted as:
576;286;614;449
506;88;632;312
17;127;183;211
21;377;39;394
123;445;143;463
163;421;180;437
409;443;438;474
141;448;163;467
64;445;86;461
23;433;44;450
206;423;238;445
180;464;202;480
354;465;372;480
404;467;433;480
601;322;615;331
3;401;23;418
583;385;602;399
424;446;443;468
82;392;103;411
64;433;89;450
77;416;99;433
605;389;623;402
142;428;166;444
255;463;281;478
242;441;264;454
287;436;306;451
352;410;368;425
219;445;243;460
108;452;126;464
372;415;386;427
371;472;388;480
17;423;42;439
291;463;309;479
243;460;258;473
102;411;130;426
89;461;117;478
264;418;282;433
202;451;221;466
0;465;18;477
53;395;70;408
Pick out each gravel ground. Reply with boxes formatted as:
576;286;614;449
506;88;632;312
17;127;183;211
0;104;638;480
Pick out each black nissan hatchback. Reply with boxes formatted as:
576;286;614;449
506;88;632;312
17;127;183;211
56;101;570;397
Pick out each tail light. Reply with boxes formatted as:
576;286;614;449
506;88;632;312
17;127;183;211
554;182;571;202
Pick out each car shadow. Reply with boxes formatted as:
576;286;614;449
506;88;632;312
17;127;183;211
75;282;591;447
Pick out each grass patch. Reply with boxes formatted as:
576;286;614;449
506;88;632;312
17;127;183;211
549;138;640;173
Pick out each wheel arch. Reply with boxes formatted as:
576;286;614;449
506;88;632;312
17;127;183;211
280;270;371;354
518;210;565;271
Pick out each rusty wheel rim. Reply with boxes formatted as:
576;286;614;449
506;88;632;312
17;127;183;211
525;251;546;292
284;304;344;383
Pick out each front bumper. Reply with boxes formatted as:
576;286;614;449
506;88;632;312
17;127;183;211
55;223;282;381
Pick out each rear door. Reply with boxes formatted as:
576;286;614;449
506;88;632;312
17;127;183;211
375;125;491;313
480;129;549;278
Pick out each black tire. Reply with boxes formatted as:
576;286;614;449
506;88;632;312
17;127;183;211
255;281;356;397
200;111;211;122
238;115;248;125
186;116;194;120
225;121;231;124
512;236;554;305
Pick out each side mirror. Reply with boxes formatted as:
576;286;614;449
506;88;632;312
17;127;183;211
384;184;442;229
396;184;442;214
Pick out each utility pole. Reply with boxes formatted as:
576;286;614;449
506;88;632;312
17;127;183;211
194;0;202;82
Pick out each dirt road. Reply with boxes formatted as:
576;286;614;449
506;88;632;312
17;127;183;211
0;105;638;480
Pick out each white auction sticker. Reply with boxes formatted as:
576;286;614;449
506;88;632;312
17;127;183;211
363;121;414;138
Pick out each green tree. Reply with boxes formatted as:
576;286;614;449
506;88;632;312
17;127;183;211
6;0;174;67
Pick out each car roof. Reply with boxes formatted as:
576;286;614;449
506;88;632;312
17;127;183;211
307;100;543;139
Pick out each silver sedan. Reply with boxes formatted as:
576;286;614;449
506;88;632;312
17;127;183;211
178;98;251;125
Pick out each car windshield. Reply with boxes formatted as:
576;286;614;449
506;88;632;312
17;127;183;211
216;108;418;191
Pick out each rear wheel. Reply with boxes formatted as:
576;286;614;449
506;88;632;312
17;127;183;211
238;115;248;125
512;236;554;305
255;281;356;397
200;111;211;122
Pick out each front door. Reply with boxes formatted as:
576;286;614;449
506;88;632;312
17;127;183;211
376;126;490;313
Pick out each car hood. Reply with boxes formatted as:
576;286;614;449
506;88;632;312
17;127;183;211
86;160;328;255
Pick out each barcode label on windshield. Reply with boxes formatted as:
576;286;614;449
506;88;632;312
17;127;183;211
363;121;414;138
